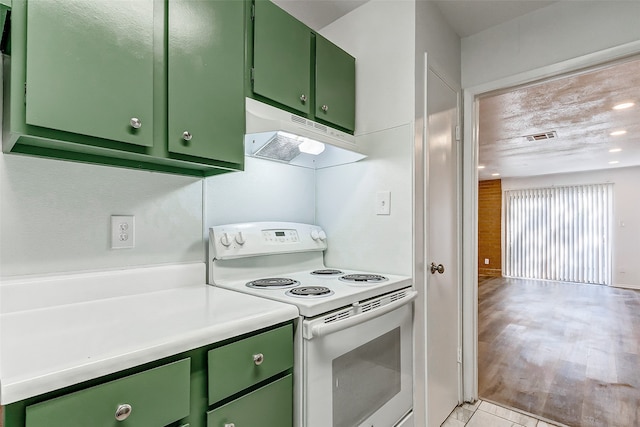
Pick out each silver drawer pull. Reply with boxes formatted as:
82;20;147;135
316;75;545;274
253;353;264;366
225;424;236;427
182;131;193;141
115;403;132;421
321;104;329;112
129;118;142;129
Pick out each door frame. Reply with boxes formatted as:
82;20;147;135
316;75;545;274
461;39;640;402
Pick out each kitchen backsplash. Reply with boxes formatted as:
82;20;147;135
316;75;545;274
0;152;315;278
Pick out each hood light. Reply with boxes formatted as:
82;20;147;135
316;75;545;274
276;131;325;156
299;139;325;155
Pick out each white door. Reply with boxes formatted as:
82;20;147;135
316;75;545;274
425;65;460;426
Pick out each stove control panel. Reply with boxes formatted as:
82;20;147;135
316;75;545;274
262;229;299;243
210;222;327;260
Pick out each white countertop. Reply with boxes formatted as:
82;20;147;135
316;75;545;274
0;264;299;404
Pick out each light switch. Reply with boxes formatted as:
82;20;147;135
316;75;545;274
376;191;391;215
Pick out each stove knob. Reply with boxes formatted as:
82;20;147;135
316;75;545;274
220;233;231;247
235;232;245;245
318;230;327;241
310;230;320;240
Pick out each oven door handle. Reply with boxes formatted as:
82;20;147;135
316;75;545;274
306;290;418;339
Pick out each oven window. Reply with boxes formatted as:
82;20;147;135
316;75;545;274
332;327;401;427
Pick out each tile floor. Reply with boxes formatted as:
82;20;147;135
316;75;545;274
442;400;567;427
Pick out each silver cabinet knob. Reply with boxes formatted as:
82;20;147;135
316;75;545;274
300;94;307;103
182;131;192;141
430;262;445;274
321;105;329;112
225;424;236;427
115;404;132;421
253;353;264;366
130;118;142;129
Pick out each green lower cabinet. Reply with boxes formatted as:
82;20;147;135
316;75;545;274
24;359;191;427
3;323;294;427
207;374;293;427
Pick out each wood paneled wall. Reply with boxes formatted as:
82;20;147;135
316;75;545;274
478;179;502;277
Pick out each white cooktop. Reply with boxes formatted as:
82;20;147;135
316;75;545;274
215;268;412;317
209;222;413;317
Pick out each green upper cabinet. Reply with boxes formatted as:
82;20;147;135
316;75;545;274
250;0;356;133
168;0;245;165
252;0;311;115
25;0;154;147
5;0;246;177
315;34;356;132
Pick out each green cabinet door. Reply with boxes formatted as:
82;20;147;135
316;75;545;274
168;0;245;165
25;0;154;147
252;0;311;115
315;35;356;132
207;374;293;427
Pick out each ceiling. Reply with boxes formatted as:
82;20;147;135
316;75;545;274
478;57;640;180
273;0;556;35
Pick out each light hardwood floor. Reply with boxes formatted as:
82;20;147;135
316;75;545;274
478;277;640;427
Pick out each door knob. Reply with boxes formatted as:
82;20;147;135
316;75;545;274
430;262;445;274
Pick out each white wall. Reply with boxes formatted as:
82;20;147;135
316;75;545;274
502;166;640;289
316;124;413;275
462;1;640;88
415;0;461;86
315;1;415;275
205;156;316;226
0;153;204;277
320;0;416;134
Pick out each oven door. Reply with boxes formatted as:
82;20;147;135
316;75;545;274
302;289;416;427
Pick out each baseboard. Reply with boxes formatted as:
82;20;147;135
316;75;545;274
612;283;640;290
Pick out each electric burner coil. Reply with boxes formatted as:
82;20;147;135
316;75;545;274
246;278;300;289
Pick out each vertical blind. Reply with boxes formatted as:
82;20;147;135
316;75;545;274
504;184;612;285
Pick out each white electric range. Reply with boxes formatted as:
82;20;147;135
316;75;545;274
209;222;416;427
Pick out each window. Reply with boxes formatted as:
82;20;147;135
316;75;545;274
504;184;612;285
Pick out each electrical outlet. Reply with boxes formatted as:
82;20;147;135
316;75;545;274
376;191;391;215
484;258;489;265
111;215;135;249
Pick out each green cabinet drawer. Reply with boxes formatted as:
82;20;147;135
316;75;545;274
315;34;356;132
252;0;311;115
207;374;292;427
208;324;293;404
25;358;191;427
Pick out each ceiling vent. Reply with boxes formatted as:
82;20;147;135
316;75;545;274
524;131;558;142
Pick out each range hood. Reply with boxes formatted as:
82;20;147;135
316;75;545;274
244;98;366;169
